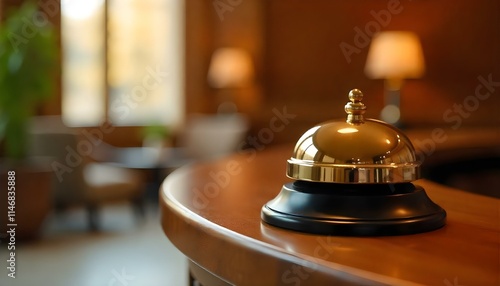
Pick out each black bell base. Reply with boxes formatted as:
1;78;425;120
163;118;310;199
261;181;446;236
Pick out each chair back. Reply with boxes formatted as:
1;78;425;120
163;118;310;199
179;113;248;161
28;116;87;206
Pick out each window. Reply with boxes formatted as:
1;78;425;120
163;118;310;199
61;0;184;127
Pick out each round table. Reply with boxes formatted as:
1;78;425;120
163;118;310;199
160;145;499;285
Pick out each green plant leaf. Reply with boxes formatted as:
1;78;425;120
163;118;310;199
0;1;58;160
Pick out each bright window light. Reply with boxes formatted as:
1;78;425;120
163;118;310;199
61;0;184;127
61;0;104;20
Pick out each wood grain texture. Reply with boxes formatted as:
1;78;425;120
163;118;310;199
160;145;499;286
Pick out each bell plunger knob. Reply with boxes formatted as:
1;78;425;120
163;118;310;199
345;89;366;124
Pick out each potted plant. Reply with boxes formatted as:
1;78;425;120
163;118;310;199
0;1;58;240
141;124;172;148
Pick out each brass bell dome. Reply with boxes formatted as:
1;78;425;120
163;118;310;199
261;88;446;236
287;89;420;183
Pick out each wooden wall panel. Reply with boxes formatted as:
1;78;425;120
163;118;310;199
261;0;500;143
184;0;265;116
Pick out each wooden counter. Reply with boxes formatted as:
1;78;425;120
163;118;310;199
160;145;499;285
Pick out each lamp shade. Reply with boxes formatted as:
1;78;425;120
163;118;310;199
207;48;254;88
364;31;425;80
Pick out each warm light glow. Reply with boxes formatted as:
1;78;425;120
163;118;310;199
395;208;410;216
207;48;254;88
61;0;104;20
62;0;184;126
380;104;401;124
337;127;359;134
61;0;105;125
364;31;425;80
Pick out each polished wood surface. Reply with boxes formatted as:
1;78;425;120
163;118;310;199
160;145;499;286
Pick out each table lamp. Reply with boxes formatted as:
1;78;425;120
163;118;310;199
207;48;254;112
364;31;425;127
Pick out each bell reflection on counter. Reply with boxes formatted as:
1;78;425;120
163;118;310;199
261;89;446;236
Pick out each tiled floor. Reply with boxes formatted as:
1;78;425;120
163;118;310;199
0;202;188;286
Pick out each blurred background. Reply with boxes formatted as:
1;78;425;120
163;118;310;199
0;0;499;285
